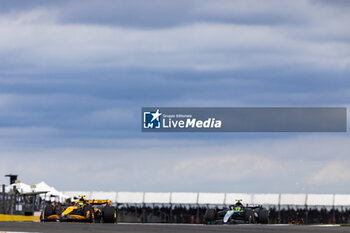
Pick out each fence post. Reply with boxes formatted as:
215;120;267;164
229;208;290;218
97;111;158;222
2;184;5;214
278;193;281;223
196;204;200;224
170;204;173;223
332;194;336;224
305;194;308;224
9;186;15;215
305;204;308;224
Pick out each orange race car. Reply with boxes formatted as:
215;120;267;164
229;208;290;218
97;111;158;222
42;195;117;223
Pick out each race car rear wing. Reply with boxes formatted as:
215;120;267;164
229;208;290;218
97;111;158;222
88;200;111;206
72;199;111;206
245;204;264;209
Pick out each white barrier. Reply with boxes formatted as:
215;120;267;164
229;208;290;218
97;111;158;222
171;192;198;204
116;192;144;204
62;192;350;206
280;194;306;206
144;192;171;204
307;194;334;206
198;193;225;205
334;194;350;206
252;194;279;205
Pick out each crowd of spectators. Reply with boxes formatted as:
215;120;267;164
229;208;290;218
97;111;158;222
269;207;350;224
117;205;207;223
117;205;350;224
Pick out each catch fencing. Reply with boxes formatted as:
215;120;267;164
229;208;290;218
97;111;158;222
62;192;350;207
1;185;43;215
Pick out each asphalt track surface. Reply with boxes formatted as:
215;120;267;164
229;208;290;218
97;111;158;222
2;222;350;233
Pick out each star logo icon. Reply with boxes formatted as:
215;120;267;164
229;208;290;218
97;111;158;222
143;108;162;129
151;109;162;122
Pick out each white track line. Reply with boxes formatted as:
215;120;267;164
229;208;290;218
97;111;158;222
0;232;40;233
309;225;340;227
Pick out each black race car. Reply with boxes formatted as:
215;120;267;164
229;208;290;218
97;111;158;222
205;201;268;224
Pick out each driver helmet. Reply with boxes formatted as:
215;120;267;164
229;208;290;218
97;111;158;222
235;199;243;206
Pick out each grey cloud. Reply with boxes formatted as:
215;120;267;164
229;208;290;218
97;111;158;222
0;135;349;192
0;0;67;13
2;0;348;28
1;20;348;74
59;0;193;28
0;67;349;144
54;0;349;28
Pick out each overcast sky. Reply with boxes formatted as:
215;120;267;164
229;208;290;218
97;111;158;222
0;0;349;193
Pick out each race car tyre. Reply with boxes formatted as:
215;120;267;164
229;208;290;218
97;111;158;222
204;209;217;224
44;204;55;218
258;209;269;224
83;205;94;223
94;211;102;223
253;209;261;223
103;206;117;223
217;210;226;218
244;209;254;224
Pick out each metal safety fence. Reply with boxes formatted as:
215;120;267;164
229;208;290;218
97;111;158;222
62;191;350;207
